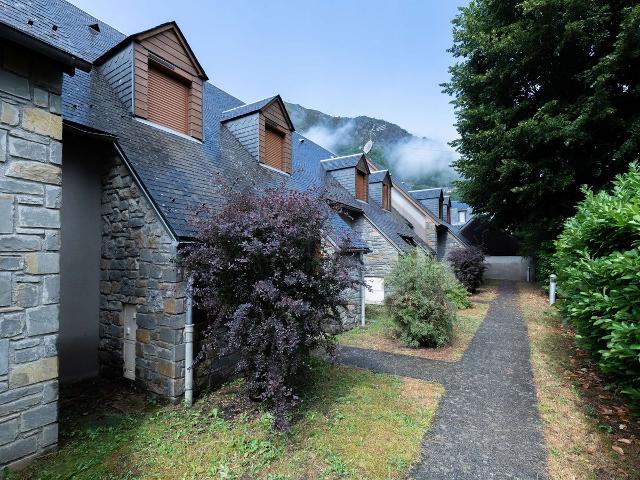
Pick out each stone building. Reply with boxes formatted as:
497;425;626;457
0;0;428;469
0;18;91;467
321;154;433;304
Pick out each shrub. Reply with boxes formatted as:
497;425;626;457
447;246;486;293
182;187;360;429
553;163;640;403
533;241;555;290
385;250;467;348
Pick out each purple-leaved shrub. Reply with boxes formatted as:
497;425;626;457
447;246;486;293
182;187;360;429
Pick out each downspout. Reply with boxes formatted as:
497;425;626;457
360;253;366;327
184;278;194;407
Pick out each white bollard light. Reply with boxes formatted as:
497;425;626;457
549;274;557;305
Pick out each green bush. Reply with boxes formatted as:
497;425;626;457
553;163;640;403
385;250;469;348
534;241;555;288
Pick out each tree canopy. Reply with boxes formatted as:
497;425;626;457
444;0;640;252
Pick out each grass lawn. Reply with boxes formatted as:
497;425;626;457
8;360;443;480
518;283;640;480
338;282;498;362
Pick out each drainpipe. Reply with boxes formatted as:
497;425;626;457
360;256;366;327
184;281;194;407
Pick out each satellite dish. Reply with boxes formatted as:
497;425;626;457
363;140;373;154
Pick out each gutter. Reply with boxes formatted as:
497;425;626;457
0;24;92;73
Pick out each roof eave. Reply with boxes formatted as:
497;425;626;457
0;23;92;74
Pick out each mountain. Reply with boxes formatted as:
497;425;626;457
285;102;458;189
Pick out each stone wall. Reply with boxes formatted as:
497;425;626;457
0;41;64;468
437;228;464;261
99;153;187;402
353;217;399;290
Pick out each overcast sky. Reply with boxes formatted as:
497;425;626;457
69;0;467;145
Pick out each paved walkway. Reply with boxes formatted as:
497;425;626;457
335;281;548;479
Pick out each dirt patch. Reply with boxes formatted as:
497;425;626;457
519;282;640;480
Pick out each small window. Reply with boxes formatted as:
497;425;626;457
355;170;368;202
264;126;286;172
382;183;391;210
458;211;466;224
147;64;190;134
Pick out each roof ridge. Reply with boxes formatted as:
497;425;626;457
220;95;278;114
319;153;363;162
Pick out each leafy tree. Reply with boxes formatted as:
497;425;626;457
444;0;640;254
182;187;360;430
554;163;640;403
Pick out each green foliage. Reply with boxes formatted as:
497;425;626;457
385;250;468;348
445;0;640;253
553;163;640;403
448;246;486;293
534;241;555;287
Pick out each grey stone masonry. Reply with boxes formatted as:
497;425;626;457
352;217;399;292
99;154;186;402
437;228;464;261
0;41;63;469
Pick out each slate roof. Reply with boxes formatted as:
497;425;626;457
410;188;442;200
0;0;95;70
320;154;364;171
368;170;389;183
220;96;278;122
6;0;426;253
452;201;471;210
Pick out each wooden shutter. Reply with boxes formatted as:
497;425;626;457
265;127;284;170
147;65;189;134
383;183;391;209
356;170;368;201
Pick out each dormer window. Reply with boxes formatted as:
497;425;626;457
321;153;371;202
366;169;391;209
221;95;294;174
147;63;190;134
356;170;368;202
94;22;208;140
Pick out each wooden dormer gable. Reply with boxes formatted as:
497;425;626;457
96;22;207;140
321;153;370;202
221;95;294;174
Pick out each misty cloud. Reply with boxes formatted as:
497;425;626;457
304;121;356;153
384;137;458;185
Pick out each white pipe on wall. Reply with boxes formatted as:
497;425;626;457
184;285;194;407
360;256;366;327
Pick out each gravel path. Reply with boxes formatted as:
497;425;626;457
335;281;548;479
